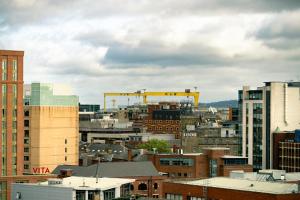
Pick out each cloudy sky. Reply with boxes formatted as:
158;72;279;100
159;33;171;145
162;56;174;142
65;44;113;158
1;0;300;106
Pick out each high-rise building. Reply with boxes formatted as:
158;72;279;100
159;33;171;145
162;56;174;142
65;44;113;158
0;50;24;177
24;83;79;174
239;82;300;171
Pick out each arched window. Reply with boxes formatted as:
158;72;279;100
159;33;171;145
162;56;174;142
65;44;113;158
138;183;147;191
130;184;134;191
153;183;158;190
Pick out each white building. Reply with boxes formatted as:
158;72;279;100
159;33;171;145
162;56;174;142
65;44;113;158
239;82;300;170
12;177;134;200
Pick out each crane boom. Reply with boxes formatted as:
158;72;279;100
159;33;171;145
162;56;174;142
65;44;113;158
103;91;200;112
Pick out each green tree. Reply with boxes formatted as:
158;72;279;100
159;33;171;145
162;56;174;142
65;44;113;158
138;139;171;153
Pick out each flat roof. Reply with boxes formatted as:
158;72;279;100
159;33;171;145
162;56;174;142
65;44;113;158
0;50;24;56
171;177;299;194
33;177;134;190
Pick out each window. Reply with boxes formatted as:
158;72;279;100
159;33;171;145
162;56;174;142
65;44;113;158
24;130;29;137
24;147;29;153
24;120;29;127
103;188;115;200
24;139;29;144
166;193;183;200
121;183;131;197
2;59;7;80
65;148;67;153
138;183;147;191
76;190;85;200
65;156;67;161
153;183;158;190
24;156;29;161
65;139;67;144
24;110;29;117
12;60;18;81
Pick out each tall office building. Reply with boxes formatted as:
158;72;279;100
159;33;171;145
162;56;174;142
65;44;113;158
24;83;79;174
239;82;300;171
0;50;24;176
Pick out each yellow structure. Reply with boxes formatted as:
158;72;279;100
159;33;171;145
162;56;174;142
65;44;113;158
104;90;200;111
24;83;79;174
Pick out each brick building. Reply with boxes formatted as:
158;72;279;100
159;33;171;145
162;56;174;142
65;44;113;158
273;130;300;172
148;148;252;179
0;50;25;200
144;102;181;139
53;161;167;198
163;177;300;200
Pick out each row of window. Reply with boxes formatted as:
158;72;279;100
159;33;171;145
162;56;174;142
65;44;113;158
1;59;18;81
160;158;194;166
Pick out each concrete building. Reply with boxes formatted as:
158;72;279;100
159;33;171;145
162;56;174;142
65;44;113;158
12;177;134;200
23;83;79;174
239;82;300;170
182;127;240;156
163;177;300;200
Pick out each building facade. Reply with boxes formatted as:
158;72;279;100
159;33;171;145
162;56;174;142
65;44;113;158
273;130;300;172
23;83;79;174
0;50;24;177
163;177;300;200
148;148;252;179
239;82;300;171
12;177;134;200
0;50;25;200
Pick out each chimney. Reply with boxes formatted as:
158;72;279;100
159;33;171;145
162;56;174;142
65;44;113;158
59;169;73;178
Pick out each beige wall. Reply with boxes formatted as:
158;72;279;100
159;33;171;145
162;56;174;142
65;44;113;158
30;106;79;173
269;82;300;168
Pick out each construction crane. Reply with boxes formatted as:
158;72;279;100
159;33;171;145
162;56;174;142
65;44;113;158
103;89;200;112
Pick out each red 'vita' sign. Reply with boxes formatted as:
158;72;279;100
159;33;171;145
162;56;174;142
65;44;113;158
32;167;50;174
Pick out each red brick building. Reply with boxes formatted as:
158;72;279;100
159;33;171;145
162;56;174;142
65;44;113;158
163;177;300;200
144;102;181;139
0;50;25;200
148;148;252;179
273;131;300;172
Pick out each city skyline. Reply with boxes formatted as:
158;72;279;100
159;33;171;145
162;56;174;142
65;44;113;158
1;0;300;105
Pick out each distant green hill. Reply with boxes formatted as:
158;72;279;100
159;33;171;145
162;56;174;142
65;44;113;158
199;100;238;108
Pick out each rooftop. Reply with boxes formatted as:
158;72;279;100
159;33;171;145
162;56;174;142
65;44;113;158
21;177;134;190
171;177;299;194
52;161;160;177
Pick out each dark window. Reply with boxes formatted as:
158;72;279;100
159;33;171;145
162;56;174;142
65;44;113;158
24;130;29;137
138;183;147;191
24;156;29;161
24;120;29;127
76;190;85;200
24;110;29;117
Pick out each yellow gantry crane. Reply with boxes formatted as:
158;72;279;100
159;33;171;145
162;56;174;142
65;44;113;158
103;90;200;111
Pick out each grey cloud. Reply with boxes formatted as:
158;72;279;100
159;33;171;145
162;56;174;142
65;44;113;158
104;41;231;67
253;11;300;49
1;0;300;28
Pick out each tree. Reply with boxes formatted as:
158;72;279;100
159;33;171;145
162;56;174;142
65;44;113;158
138;139;171;153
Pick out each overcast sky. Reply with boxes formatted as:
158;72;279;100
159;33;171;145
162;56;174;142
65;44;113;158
1;0;300;106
